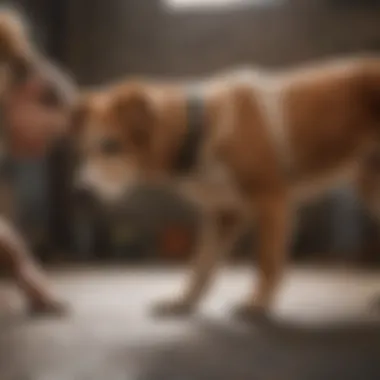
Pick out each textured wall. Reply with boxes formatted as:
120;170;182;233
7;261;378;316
66;0;380;84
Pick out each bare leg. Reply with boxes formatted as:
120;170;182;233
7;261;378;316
0;217;67;315
234;192;291;320
152;210;243;317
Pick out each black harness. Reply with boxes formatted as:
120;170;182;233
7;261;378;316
173;92;205;175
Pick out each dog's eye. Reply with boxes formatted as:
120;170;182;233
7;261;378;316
100;138;123;155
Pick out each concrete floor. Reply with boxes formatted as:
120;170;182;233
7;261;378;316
0;265;379;380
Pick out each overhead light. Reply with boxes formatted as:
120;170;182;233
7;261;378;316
164;0;271;11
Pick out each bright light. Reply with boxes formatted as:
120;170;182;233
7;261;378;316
164;0;269;11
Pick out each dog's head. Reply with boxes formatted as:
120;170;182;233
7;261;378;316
71;83;160;204
0;8;76;157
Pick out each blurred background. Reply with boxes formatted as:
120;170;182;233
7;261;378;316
3;0;380;266
1;2;380;380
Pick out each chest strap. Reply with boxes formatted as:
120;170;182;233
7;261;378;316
173;91;205;175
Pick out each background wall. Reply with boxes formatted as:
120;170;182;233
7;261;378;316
65;0;380;84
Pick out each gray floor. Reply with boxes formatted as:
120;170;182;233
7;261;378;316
0;266;380;380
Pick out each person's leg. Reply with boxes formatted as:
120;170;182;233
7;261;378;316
0;217;67;315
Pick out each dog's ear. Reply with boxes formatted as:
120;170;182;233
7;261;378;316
112;87;154;147
69;90;101;135
70;98;90;136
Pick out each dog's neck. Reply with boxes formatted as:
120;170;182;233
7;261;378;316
144;82;225;184
145;86;198;175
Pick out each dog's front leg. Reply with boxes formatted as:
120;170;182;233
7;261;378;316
234;191;292;321
152;210;241;317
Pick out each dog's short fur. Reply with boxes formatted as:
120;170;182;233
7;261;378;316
73;57;380;318
0;8;74;315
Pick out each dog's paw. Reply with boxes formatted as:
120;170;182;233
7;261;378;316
232;302;270;324
151;299;195;318
27;298;69;317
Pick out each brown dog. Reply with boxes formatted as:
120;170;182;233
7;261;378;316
71;57;380;319
0;8;75;315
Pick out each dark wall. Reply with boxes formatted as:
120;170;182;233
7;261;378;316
66;0;380;84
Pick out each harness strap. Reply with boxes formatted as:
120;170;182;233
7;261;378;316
173;90;205;175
